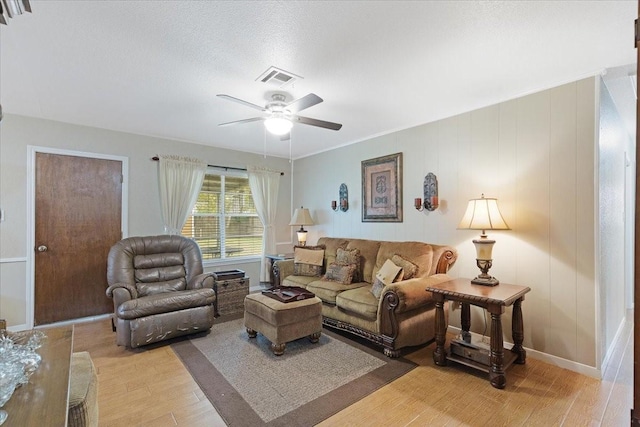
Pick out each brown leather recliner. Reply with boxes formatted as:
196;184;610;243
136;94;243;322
106;235;217;348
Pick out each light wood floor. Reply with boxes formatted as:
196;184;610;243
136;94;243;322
73;315;632;427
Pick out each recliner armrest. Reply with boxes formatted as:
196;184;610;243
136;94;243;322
106;283;138;299
188;272;215;290
381;274;452;314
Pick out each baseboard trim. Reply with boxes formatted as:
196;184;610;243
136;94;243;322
446;326;601;379
601;314;629;374
8;313;113;332
6;323;29;332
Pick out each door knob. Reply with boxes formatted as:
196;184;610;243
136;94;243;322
37;245;48;252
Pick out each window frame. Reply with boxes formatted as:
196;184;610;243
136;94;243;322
182;167;263;266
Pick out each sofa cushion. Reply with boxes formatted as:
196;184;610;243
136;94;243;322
323;263;357;285
306;279;368;304
317;237;349;266
336;248;362;282
282;275;317;288
293;246;325;277
346;239;381;283
371;259;403;298
391;254;419;280
336;286;379;320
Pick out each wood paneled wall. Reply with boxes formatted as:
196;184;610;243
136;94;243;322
293;78;600;367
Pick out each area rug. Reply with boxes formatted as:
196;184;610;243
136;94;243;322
171;315;417;426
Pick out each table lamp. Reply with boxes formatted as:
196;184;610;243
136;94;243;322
457;194;510;286
289;207;314;246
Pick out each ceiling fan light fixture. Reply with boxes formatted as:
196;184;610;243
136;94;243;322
264;116;292;135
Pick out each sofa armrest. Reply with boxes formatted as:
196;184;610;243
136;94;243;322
188;272;215;290
434;249;458;274
381;274;452;314
273;259;295;287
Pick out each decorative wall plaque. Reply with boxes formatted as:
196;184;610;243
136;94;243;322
423;173;438;211
339;183;349;212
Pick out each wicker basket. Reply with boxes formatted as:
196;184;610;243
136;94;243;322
213;270;249;316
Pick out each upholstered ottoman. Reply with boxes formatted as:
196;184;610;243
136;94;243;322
68;351;98;427
244;293;322;355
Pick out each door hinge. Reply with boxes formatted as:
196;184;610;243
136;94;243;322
635;19;640;47
120;174;123;183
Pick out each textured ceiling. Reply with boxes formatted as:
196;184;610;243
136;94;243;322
0;1;636;159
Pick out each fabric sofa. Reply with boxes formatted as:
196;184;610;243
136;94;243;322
273;237;457;357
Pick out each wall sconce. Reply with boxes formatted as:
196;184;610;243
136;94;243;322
415;173;439;211
332;184;349;212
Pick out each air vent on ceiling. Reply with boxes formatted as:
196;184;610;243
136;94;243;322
256;66;302;88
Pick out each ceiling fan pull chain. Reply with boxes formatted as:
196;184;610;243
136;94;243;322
263;126;267;159
289;128;292;163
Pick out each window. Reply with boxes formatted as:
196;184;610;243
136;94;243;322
181;171;263;261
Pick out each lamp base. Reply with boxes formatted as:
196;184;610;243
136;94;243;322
472;258;499;286
471;276;500;286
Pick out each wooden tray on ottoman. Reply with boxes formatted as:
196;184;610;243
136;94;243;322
213;270;249;316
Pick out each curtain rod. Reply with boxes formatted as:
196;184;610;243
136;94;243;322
151;157;284;176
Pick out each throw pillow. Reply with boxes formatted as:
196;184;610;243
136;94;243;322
391;254;419;280
336;248;362;282
293;246;325;277
323;262;357;285
371;259;403;299
294;247;324;265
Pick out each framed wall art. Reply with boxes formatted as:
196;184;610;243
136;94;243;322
361;152;403;222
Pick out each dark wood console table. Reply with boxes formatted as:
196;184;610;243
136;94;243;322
426;278;530;389
3;325;74;426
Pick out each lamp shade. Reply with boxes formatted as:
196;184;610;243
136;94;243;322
290;207;313;247
264;116;293;135
289;207;314;227
457;195;510;233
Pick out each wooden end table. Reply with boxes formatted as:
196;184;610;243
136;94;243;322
426;278;531;389
265;253;294;285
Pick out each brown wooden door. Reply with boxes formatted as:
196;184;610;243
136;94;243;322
34;153;123;325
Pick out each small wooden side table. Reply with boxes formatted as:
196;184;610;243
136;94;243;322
265;253;294;285
426;278;531;389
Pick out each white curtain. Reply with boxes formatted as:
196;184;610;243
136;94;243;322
248;165;281;282
157;155;207;235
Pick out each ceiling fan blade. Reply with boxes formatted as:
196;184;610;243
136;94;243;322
217;94;266;112
294;115;342;131
286;93;323;113
218;117;264;127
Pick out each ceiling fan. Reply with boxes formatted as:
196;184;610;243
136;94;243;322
217;93;342;136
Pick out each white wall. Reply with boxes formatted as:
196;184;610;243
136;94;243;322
598;79;629;362
0;114;293;327
292;78;599;368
